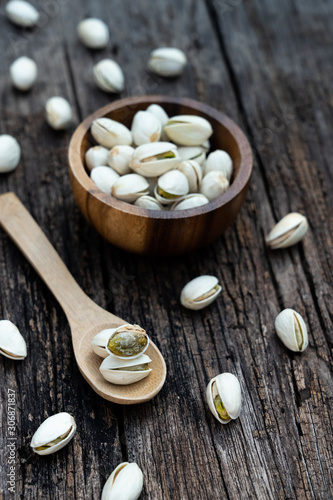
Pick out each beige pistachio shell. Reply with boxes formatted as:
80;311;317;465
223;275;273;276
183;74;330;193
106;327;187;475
207;373;242;424
131;111;162;146
107;145;134;175
100;354;152;385
111;174;149;202
0;320;27;360
10;56;37;91
91;328;118;358
266;213;308;249
31;412;76;455
5;0;39;27
91;118;132;148
148;47;187;77
85;146;109;172
134;195;163;210
178;146;206;166
102;462;143;500
130;142;180;177
77;18;109;49
155;170;189;205
200;171;229;201
93;59;124;93
146;104;169;128
180;275;221;310
0;135;21;173
164;115;213;146
176;160;202;192
171;194;209;211
46;97;72;130
106;324;149;360
204;150;233;181
90;166;119;194
275;308;308;352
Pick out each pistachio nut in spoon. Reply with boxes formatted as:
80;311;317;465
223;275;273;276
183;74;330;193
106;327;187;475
0;193;166;404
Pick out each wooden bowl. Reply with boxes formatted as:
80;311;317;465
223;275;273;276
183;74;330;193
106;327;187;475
68;95;252;256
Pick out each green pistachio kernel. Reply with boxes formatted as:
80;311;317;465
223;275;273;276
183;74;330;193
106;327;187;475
142;151;175;163
214;396;230;421
108;325;147;357
157;187;179;199
114;363;149;372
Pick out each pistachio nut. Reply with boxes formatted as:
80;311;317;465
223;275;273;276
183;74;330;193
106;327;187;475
93;59;125;93
31;412;76;455
178;146;206;166
148;47;187;77
85;145;109;172
111;173;149;202
5;0;39;27
100;354;152;385
77;18;109;49
90;166;119;194
107;145;134;175
106;324;149;360
0;135;21;173
204;150;233;181
155;170;189;205
200;171;229;201
102;462;143;500
171;193;209;211
91;118;132;148
180;275;221;310
91;328;118;358
130;142;180;177
134;195;163;211
275;308;308;352
0;320;27;360
10;56;37;91
176;160;202;192
45;97;73;130
266;213;308;249
131;111;162;146
146;104;169;128
207;373;242;424
164;115;213;146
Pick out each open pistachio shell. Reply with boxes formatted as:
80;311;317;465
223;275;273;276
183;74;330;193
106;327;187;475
91;328;118;358
164;115;213;146
0;320;27;360
5;0;39;27
176;160;202;192
93;59;124;93
85;146;109;172
31;412;76;455
178;146;206;166
206;373;242;424
90;166;119;194
146;104;169;128
130;142;180;177
111;173;149;202
100;354;152;385
131;111;162;146
171;193;209;211
91;118;132;148
200;171;229;201
266;213;308;249
107;145;134;175
102;462;143;500
106;324;149;360
180;275;222;310
155;170;189;205
204;150;233;181
148;47;187;77
134;195;163;211
275;308;308;352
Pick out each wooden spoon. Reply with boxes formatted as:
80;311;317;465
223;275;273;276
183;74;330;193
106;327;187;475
0;193;166;404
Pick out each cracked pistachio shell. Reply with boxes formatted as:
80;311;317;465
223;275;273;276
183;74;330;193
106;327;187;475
91;328;118;358
171;193;209;211
106;324;149;360
204;150;233;181
100;354;152;385
134;195;163;211
207;373;242;424
146;104;169;128
178;146;206;166
0;135;21;173
102;462;143;500
148;47;187;77
77;18;109;49
176;160;202;192
91;118;132;148
0;320;27;360
111;173;149;202
85;146;109;172
180;275;222;310
46;97;72;130
93;59;124;93
10;56;37;91
130;142;180;177
155;170;189;205
200;171;229;201
107;145;134;175
131;111;162;146
164;115;213;146
5;0;39;27
90;166;119;194
275;308;308;352
266;213;308;249
31;413;76;455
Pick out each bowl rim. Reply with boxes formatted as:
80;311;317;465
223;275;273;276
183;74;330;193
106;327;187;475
68;95;253;220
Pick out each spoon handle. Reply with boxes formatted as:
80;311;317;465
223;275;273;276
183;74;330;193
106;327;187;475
0;192;98;324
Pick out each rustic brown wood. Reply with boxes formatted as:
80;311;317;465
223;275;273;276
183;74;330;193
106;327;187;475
0;0;332;498
68;95;253;255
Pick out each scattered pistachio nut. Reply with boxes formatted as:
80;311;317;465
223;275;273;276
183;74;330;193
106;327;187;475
93;59;125;93
5;0;39;27
91;118;132;148
148;47;187;77
171;193;209;211
107;145;134;175
106;324;149;359
10;56;37;91
204;150;233;181
85;145;109;172
266;213;308;249
91;328;117;358
111;173;149;202
146;104;169;128
90;166;119;194
77;18;109;49
131;111;162;146
31;412;76;455
200;171;229;201
180;275;222;310
100;354;152;385
0;135;21;173
164;115;213;146
134;195;163;210
178;146;206;166
0;320;27;360
101;462;143;500
207;373;242;424
46;96;73;130
275;308;308;352
176;160;202;192
155;169;189;205
130;142;180;177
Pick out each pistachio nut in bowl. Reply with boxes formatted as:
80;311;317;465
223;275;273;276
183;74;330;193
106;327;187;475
68;95;252;256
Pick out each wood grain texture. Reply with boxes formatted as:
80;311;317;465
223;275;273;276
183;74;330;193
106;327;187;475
0;0;332;498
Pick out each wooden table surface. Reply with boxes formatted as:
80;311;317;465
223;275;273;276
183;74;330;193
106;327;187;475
0;0;332;498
